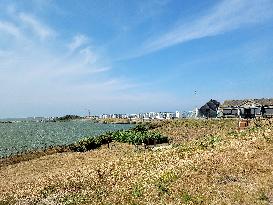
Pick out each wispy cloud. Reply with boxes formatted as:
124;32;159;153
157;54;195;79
68;34;89;52
140;0;273;55
0;5;154;116
19;12;56;39
0;21;21;38
79;47;98;65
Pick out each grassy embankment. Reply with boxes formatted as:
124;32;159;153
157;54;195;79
0;119;273;204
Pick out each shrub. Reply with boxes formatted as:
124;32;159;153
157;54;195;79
70;137;102;152
71;127;169;152
56;115;82;121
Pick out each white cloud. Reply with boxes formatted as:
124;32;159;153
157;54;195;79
0;2;181;117
0;21;21;38
0;12;142;116
19;12;56;39
68;34;89;52
79;47;98;65
141;0;273;55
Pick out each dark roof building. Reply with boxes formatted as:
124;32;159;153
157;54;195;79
219;98;273;118
221;98;273;108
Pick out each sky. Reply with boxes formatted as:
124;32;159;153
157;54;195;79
0;0;273;117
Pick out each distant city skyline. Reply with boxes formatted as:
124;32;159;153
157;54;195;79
0;0;273;118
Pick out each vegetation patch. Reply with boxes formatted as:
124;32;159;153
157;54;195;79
56;115;83;121
0;197;16;205
70;124;169;152
180;191;204;205
198;135;222;149
61;193;90;205
40;185;57;198
156;170;178;196
132;184;143;198
258;191;270;202
181;192;193;203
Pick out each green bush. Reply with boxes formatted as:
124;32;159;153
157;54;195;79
70;126;169;152
56;115;82;121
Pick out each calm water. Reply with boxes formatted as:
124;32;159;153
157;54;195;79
0;121;133;157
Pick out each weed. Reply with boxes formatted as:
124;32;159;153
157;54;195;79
228;131;238;137
258;191;269;202
198;135;221;149
132;185;142;198
40;185;57;198
0;197;16;205
156;170;177;196
156;183;169;195
178;144;193;152
160;170;178;184
61;193;90;205
181;192;192;204
62;181;85;192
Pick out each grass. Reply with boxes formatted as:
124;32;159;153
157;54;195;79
0;118;273;204
0;197;16;205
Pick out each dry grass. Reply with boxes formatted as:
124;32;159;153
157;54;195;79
151;119;237;143
0;119;273;205
0;146;70;167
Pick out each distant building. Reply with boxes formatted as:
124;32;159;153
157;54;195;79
128;114;138;119
187;109;198;118
175;111;180;118
155;112;163;120
98;110;182;120
195;108;199;118
100;114;110;119
219;98;273;118
149;112;156;119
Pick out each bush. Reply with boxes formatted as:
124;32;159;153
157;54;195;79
70;127;169;152
56;115;82;121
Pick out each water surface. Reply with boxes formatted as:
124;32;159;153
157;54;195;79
0;120;133;157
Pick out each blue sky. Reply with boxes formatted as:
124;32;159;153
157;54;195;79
0;0;273;117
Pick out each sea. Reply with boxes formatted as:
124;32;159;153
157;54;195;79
0;120;133;158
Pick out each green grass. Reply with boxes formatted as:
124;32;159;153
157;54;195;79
132;185;143;198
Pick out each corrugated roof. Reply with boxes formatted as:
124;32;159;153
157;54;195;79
221;98;273;107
